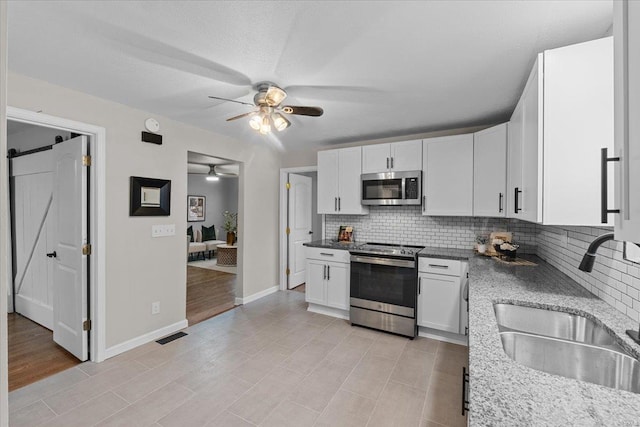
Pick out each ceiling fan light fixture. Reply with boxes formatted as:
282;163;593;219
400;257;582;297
249;115;261;130
206;165;220;181
272;112;290;131
264;86;287;106
259;115;271;134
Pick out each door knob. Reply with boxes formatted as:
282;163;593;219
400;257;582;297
46;251;57;258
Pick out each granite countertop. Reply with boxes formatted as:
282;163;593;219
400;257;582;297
304;239;358;250
469;254;640;426
417;246;474;261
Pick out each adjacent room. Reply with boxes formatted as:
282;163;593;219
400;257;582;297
185;151;240;325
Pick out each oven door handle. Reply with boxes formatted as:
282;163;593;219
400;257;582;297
350;255;415;268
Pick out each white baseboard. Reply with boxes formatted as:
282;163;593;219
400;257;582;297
418;327;468;346
104;319;188;360
235;285;279;305
307;303;350;320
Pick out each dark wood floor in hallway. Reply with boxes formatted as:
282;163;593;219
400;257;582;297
187;265;237;325
8;313;80;391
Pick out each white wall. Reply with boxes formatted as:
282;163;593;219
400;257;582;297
187;173;238;238
0;2;8;424
7;72;281;350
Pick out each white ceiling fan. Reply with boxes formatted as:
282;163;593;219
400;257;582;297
209;82;324;134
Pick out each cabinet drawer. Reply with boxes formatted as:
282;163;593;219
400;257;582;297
305;247;351;264
418;257;462;276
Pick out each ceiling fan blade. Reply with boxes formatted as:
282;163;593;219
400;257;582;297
282;106;324;117
209;96;255;107
226;111;256;121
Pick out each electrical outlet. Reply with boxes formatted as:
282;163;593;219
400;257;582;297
151;301;160;315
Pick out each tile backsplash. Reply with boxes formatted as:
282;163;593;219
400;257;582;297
537;225;640;322
324;206;640;322
324;206;537;251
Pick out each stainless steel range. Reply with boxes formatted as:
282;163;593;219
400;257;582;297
349;242;423;338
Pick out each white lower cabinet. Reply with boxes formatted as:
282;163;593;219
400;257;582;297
305;248;350;314
417;257;468;335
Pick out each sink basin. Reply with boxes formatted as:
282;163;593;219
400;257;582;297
494;303;617;347
500;331;640;394
494;303;640;393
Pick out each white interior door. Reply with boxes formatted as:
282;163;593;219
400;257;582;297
11;150;55;329
288;173;312;289
52;136;88;361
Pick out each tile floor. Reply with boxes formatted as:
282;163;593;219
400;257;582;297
9;290;468;427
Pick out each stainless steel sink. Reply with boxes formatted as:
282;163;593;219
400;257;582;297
494;303;617;347
500;331;640;394
494;303;640;393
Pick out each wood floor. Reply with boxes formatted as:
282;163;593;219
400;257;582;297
187;265;237;325
292;283;306;293
8;313;80;392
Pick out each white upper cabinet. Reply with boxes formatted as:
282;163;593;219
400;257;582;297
473;123;508;217
423;134;474;216
508;37;614;226
362;140;422;173
317;147;369;215
614;1;640;242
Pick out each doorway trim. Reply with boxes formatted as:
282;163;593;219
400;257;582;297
278;166;318;291
6;106;106;362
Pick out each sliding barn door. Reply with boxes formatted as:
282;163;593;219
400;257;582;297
11;150;55;329
52;136;89;361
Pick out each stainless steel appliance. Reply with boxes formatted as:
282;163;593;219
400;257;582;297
349;242;423;338
361;170;422;206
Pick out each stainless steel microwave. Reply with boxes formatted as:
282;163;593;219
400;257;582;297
361;170;422;206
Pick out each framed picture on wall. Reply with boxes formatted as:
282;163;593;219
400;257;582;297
130;176;171;216
187;195;206;222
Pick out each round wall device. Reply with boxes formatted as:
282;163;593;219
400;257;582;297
144;118;160;133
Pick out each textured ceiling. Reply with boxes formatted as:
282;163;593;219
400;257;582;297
7;1;612;151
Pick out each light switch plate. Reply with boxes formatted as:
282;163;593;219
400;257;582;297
152;224;176;237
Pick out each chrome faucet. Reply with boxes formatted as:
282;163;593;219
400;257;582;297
578;232;615;273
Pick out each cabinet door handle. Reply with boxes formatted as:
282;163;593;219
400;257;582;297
498;192;503;213
391;157;394;169
462;367;470;415
323;265;326;280
338;197;341;211
418;277;421;294
327;265;330;280
46;251;57;258
334;197;338;212
422;195;426;212
320;252;334;257
428;264;449;269
386;157;390;169
601;147;620;223
514;187;522;213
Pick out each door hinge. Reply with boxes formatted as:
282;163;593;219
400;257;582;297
82;155;92;166
83;319;91;331
286;268;290;276
286;227;290;235
286;182;291;190
82;244;92;255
